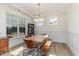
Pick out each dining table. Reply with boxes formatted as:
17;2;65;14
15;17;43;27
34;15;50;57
34;35;48;55
24;35;48;43
24;35;48;55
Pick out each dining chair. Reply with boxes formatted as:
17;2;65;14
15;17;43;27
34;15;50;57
23;39;37;56
25;35;30;38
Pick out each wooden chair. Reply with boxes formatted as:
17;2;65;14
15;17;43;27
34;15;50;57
24;39;35;48
25;35;30;38
23;39;37;56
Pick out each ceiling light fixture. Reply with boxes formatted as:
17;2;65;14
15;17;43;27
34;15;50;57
34;3;44;22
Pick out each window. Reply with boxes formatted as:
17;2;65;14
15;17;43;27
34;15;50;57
6;13;18;37
49;16;58;25
19;17;26;36
6;13;26;37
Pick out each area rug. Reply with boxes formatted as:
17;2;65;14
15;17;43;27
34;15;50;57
1;42;55;56
17;42;55;56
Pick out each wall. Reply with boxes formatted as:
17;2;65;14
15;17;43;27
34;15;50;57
66;4;79;55
0;4;6;37
0;4;33;48
35;13;67;43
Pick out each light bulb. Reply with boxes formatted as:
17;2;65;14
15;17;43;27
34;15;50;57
38;18;44;21
34;19;38;22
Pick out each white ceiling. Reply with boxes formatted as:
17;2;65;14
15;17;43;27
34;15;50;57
8;3;72;18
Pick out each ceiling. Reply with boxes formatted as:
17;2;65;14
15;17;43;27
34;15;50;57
8;3;72;18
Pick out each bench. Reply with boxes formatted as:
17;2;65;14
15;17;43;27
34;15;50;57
41;40;52;56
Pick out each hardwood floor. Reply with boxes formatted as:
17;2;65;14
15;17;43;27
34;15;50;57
1;42;74;56
53;42;74;56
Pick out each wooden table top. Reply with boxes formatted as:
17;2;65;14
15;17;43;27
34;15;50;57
24;35;48;43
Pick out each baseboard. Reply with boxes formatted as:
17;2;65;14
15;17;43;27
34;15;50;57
53;41;66;44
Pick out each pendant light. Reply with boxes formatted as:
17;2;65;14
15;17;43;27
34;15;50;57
34;3;44;22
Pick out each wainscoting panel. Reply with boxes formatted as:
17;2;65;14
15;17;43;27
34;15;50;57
35;31;66;43
9;36;24;49
67;32;79;55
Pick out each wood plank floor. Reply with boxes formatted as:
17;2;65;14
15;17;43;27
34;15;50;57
1;42;74;56
52;42;74;56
